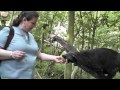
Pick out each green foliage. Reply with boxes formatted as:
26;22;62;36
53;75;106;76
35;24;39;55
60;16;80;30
72;68;95;79
34;11;120;79
35;60;65;79
113;72;120;79
5;11;120;79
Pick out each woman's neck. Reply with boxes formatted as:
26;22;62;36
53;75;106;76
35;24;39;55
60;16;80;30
18;25;28;35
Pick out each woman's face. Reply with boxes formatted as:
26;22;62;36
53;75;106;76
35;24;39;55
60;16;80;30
23;17;38;32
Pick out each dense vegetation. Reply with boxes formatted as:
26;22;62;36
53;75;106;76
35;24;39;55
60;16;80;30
1;11;120;79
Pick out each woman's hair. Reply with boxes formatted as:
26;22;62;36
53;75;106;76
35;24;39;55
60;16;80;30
12;11;39;26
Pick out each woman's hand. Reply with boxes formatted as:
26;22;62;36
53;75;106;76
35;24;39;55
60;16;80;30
53;56;65;63
11;51;26;59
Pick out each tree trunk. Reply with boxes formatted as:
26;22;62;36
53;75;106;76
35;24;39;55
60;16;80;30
64;11;75;79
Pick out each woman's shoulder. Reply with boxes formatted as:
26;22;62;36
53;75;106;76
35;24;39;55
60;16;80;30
1;26;10;31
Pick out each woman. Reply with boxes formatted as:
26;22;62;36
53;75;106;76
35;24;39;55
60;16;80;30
0;11;65;79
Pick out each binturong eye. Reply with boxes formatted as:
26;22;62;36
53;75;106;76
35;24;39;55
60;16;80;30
72;54;77;60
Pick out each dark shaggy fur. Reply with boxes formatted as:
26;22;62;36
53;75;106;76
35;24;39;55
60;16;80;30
62;48;120;79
